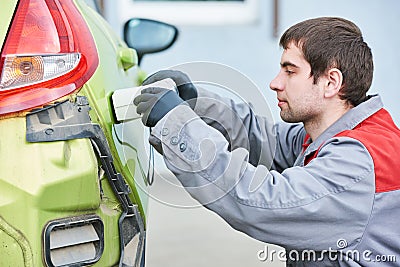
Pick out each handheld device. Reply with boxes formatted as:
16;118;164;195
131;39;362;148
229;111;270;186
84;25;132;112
112;78;177;121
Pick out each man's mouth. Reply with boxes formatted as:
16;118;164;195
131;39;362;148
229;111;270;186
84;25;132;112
277;98;287;107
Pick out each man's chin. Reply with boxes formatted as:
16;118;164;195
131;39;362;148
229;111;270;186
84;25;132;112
280;112;301;123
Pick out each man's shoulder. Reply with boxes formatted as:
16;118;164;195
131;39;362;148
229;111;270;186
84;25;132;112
336;108;400;193
337;108;399;141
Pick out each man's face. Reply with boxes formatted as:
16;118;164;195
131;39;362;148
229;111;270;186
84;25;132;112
270;43;325;123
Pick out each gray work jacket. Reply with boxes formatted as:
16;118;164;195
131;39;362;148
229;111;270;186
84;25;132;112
150;89;400;266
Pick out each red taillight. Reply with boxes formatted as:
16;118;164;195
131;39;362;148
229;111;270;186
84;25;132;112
0;0;99;115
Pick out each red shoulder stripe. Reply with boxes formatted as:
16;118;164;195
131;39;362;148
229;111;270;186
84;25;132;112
336;109;400;193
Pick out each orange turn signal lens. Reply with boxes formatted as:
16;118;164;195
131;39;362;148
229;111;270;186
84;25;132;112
0;53;80;91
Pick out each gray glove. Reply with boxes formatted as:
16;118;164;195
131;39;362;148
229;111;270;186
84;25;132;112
142;70;197;109
133;87;184;127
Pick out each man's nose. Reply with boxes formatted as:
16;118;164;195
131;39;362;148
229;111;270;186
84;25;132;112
269;73;283;92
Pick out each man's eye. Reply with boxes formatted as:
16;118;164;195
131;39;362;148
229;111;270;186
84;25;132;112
286;70;294;75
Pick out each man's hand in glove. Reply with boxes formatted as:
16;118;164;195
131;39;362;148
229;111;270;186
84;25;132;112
133;86;185;127
142;70;197;109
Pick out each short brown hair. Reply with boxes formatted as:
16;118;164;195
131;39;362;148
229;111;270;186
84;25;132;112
280;17;373;106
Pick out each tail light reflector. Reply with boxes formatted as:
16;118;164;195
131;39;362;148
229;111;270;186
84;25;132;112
0;0;99;115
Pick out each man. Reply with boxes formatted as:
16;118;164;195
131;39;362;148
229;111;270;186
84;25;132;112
134;17;400;266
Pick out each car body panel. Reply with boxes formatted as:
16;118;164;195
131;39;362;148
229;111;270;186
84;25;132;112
75;0;149;214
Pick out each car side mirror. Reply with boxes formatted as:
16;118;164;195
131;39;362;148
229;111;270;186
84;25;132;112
124;18;178;65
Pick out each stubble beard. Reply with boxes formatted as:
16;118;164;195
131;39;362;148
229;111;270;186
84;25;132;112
280;103;320;124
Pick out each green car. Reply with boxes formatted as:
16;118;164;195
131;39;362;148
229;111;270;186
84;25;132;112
0;0;178;266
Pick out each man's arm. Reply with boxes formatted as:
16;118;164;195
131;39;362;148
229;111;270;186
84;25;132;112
141;70;306;170
151;105;375;251
194;88;306;171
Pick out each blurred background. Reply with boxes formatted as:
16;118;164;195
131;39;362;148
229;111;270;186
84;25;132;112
99;1;399;266
102;0;400;125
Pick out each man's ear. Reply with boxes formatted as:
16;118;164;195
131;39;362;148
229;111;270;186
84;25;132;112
324;68;343;98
